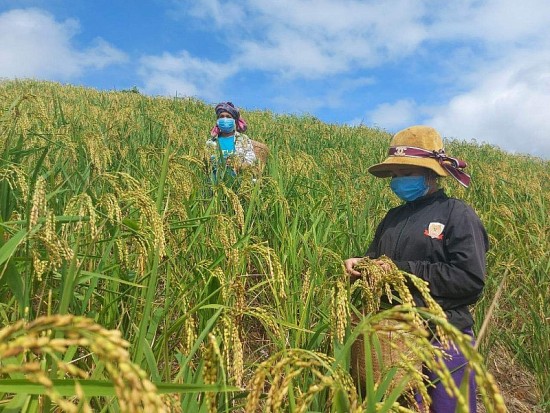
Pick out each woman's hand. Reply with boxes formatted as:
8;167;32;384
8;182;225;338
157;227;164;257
373;259;392;272
344;257;393;280
344;258;362;276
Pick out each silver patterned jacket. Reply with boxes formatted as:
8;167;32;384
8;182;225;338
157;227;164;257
205;132;257;166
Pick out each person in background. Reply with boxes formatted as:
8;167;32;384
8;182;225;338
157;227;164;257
206;102;257;178
344;125;488;412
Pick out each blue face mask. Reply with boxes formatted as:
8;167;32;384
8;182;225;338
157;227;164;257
390;176;429;202
217;117;236;133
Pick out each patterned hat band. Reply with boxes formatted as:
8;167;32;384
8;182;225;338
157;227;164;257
388;146;471;187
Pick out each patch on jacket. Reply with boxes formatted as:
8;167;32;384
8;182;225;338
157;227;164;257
424;222;445;239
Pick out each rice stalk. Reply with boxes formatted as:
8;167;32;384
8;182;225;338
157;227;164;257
0;314;167;412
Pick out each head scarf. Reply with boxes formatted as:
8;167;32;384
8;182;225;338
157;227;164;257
215;102;240;120
211;102;248;136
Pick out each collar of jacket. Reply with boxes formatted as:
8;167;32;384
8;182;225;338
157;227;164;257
406;188;447;207
214;131;241;141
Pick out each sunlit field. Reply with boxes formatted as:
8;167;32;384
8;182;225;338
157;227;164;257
0;80;548;412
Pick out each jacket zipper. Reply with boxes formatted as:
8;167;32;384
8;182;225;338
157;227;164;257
393;213;411;260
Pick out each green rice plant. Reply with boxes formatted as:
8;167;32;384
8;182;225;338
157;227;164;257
0;314;167;412
0;79;547;411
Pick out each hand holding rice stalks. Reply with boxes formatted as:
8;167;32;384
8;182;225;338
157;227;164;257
345;257;506;412
350;256;448;344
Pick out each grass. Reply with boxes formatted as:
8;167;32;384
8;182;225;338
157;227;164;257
0;79;548;412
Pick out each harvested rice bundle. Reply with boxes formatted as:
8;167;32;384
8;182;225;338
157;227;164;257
348;256;444;408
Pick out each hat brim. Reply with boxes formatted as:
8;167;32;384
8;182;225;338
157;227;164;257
368;156;449;178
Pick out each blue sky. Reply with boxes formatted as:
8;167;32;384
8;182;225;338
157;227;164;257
1;1;550;159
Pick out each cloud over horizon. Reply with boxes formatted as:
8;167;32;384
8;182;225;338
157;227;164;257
1;2;549;158
0;8;126;80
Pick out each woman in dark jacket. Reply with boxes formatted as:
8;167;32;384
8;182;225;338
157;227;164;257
344;125;488;412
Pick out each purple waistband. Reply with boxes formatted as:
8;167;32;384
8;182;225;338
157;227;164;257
388;146;471;187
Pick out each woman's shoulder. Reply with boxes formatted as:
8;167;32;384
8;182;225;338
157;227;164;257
235;132;253;146
442;194;475;211
441;196;484;225
235;131;250;140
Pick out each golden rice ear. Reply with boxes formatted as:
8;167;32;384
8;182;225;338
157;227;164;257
0;315;168;412
350;315;423;398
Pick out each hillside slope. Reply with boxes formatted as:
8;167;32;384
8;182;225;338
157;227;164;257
1;79;548;411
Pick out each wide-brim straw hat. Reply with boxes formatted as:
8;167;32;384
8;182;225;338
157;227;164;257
368;126;449;178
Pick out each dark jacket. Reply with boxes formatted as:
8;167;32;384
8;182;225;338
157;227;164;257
366;189;489;331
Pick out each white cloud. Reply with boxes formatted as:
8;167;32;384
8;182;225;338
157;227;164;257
184;0;244;26
352;1;550;158
174;0;428;78
79;38;129;70
168;0;550;86
138;51;236;99
367;99;419;131
173;1;550;157
428;0;550;44
7;3;546;157
426;54;550;158
362;52;550;158
0;8;126;80
237;35;349;78
236;0;427;78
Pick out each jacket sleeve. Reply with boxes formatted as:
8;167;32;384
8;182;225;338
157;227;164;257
205;138;218;161
364;215;388;258
407;202;489;305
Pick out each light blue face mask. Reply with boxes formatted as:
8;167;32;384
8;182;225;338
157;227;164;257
217;117;236;133
390;176;429;202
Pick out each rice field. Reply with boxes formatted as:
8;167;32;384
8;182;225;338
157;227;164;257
0;79;548;412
